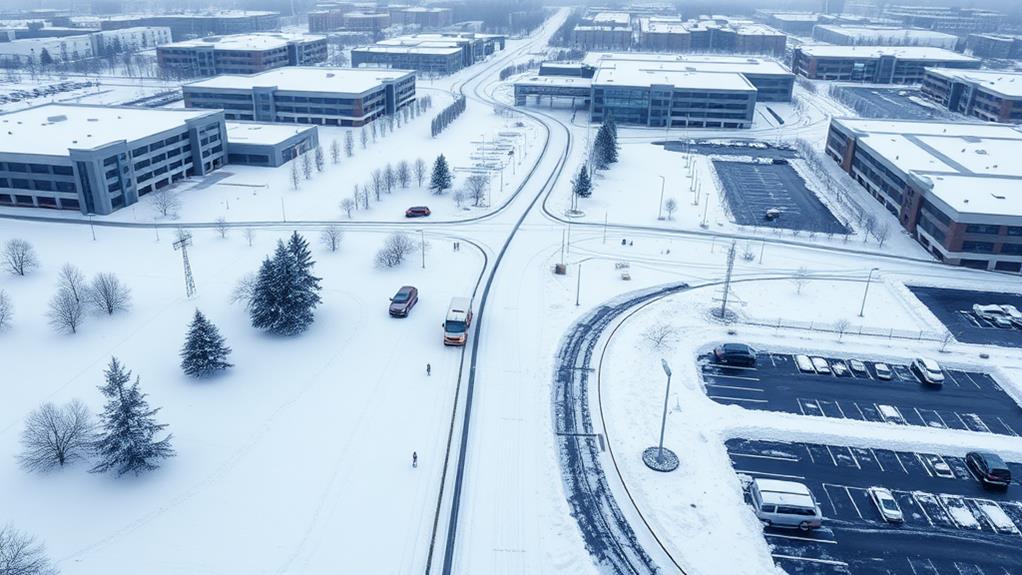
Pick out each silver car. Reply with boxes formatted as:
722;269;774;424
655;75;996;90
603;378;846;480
749;478;823;531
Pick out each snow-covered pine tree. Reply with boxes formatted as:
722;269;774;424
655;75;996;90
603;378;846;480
430;154;452;194
180;310;233;377
573;164;592;198
594;124;618;168
91;357;174;476
249;233;322;335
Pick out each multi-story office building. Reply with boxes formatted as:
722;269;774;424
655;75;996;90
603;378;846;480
0;103;226;214
342;12;391;33
91;11;281;39
91;27;172;52
636;18;690;51
826;117;1022;272
791;46;980;83
0;34;93;64
182;67;416;127
157;33;327;76
308;10;346;33
756;11;819;36
921;68;1022;124
965;34;1022;59
571;25;634;50
352;33;505;75
811;25;959;50
881;5;1001;36
225;122;319;167
389;7;453;29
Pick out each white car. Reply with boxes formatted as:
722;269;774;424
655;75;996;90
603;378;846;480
873;362;893;380
810;357;831;375
795;354;815;373
868;487;904;523
878;404;906;425
832;361;849;377
1001;305;1022;327
925;455;955;479
973;304;1013;328
848;359;868;375
912;358;945;386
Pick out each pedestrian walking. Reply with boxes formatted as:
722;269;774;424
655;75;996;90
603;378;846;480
412;451;418;468
426;363;432;376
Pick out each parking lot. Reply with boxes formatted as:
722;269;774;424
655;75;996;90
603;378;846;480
909;285;1022;348
728;438;1022;575
700;349;1022;436
830;86;960;122
713;160;849;235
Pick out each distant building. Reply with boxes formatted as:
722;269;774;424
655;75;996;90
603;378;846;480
881;5;1001;36
388;7;453;29
225;121;319;167
342;12;391;33
757;11;819;36
965;34;1022;59
87;11;281;39
182;67;416;127
0;26;171;64
791;46;980;83
812;25;959;50
637;17;786;56
158;33;327;76
352;33;505;75
921;68;1022;124
572;11;634;50
827;117;1022;272
0;103;226;214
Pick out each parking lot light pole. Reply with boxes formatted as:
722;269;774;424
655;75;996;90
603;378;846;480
859;267;879;317
657;175;666;220
643;359;679;472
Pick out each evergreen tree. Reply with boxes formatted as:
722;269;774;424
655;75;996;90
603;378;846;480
604;113;618;141
430;154;452;194
91;357;174;476
573;164;592;198
249;232;322;335
594;123;618;168
180;310;233;377
39;48;53;66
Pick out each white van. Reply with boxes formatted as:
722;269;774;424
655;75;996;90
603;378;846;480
443;297;473;346
749;478;823;531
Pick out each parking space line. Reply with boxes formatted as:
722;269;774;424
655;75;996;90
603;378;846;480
944;370;962;388
708;373;760;381
895;453;909;474
939;411;956;429
911;494;935;527
853;403;867;420
804;444;815;464
734;469;806;480
729;452;799;462
825;445;839;466
764;533;838;544
916;454;934;477
959;371;983;390
709;395;767;404
871;449;885;472
834;401;848;419
821;483;839;515
706;383;763;392
769;354;777;367
995;417;1018;436
907;559;919;575
843;486;863;519
772;555;848;567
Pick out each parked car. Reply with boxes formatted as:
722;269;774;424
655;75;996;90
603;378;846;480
764;208;781;221
831;361;849;377
749;478;824;531
966;451;1012;489
867;487;904;523
925;455;955;479
1001;304;1022;327
795;354;815;373
388;285;418;317
911;358;945;386
405;206;431;218
873;362;893;380
810;357;831;375
713;343;757;367
848;359;868;375
973;304;1013;328
878;404;906;425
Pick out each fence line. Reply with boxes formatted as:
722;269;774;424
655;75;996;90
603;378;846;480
741;317;946;342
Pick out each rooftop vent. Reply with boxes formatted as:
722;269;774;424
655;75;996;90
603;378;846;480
46;114;67;122
87;118;98;122
326;72;335;78
975;149;987;155
992;193;1006;200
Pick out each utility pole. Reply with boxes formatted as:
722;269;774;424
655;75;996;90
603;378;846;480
859;267;879;317
575;261;582;306
172;232;196;298
419;229;426;269
603;212;608;244
643;358;678;472
720;241;736;319
657;175;665;220
701;192;710;227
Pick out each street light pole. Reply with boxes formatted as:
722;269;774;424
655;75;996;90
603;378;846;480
858;267;879;317
420;229;426;269
656;175;665;220
656;358;672;460
644;358;679;472
575;261;582;306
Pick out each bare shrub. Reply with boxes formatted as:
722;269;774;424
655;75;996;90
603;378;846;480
3;239;39;276
0;525;58;575
375;233;416;268
0;289;12;330
320;226;343;252
48;288;85;334
88;273;131;315
642;322;677;349
18;400;93;471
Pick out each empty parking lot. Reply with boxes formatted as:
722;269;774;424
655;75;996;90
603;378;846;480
831;86;960;122
728;438;1022;575
700;350;1022;436
713;160;849;234
909;285;1022;348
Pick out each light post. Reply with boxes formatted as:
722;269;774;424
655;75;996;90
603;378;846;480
419;229;426;269
643;358;679;472
858;267;879;317
575;260;582;306
656;175;666;220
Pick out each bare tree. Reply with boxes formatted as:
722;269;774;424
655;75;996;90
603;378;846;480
465;174;489;207
230;273;257;310
330;139;341;164
940;329;954;352
0;289;11;330
301;153;313;180
397;160;411;188
290;161;301;190
641;321;677;349
48;288;85;334
874;222;891;247
793;266;809;295
374;233;416;268
384;163;396;193
88;272;131;315
664;198;678;220
414;157;426;187
152;187;180;219
344;130;354;157
57;263;88;304
19;400;93;471
453;190;466;208
370;169;384;201
0;525;58;575
314;146;325;173
215;216;228;239
3;239;39;276
340;198;354;218
320;226;343;252
244;228;255;247
834;318;850;341
862;214;876;243
360;127;368;149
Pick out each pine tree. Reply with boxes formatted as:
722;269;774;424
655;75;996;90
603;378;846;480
180;310;233;377
249;232;322;335
594;124;618;169
430;154;452;194
91;357;174;476
573;164;592;198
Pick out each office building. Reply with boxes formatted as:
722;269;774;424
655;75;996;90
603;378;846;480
791;45;980;83
183;67;416;127
158;33;327;76
89;11;281;39
352;33;504;75
812;25;959;50
0;104;226;214
965;34;1022;59
921;68;1022;124
881;6;1001;36
827;117;1022;271
225;122;319;167
389;7;453;29
757;11;819;36
343;12;390;33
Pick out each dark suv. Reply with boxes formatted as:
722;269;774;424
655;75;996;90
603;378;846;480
713;343;757;367
966;451;1012;489
389;286;418;317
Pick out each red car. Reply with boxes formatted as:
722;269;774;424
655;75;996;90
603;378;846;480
405;206;431;218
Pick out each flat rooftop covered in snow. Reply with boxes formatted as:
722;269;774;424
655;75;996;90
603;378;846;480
926;68;1022;99
162;32;323;51
0;103;219;157
355;44;462;56
835;117;1022;219
593;66;756;91
514;75;593;88
591;12;631;26
797;45;978;62
225;121;316;146
184;67;414;95
814;25;958;44
583;52;792;77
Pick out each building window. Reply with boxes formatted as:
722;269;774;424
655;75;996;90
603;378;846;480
966;223;1000;235
962;241;995;253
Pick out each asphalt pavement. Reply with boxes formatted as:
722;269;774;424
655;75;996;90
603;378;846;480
909;285;1022;348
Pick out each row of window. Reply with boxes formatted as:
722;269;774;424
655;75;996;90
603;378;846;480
131;133;186;158
0;177;76;193
0;162;74;176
